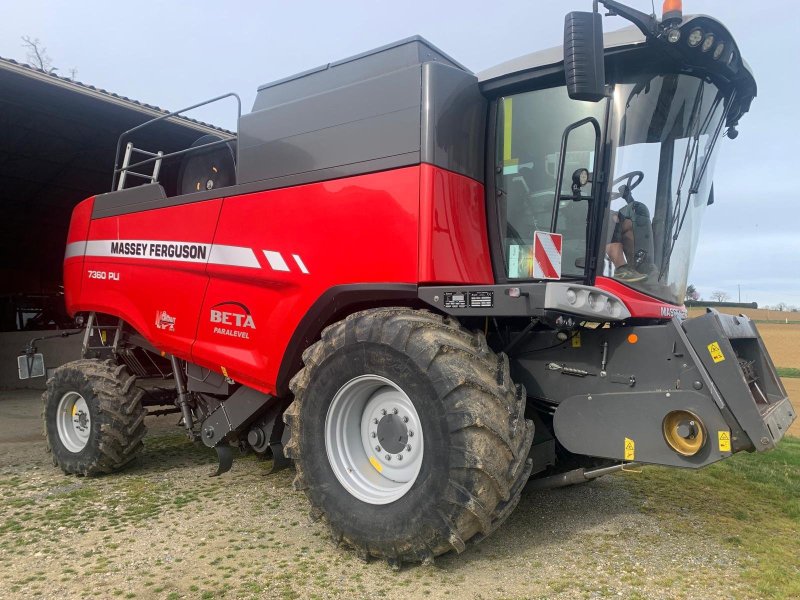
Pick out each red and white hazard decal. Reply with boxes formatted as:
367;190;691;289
533;231;562;280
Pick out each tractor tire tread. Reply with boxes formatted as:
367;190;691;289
286;307;534;565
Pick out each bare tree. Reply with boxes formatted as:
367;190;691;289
710;290;730;302
776;302;787;312
685;284;700;302
21;36;57;73
68;67;78;81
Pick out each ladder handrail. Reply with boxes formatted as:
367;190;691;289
111;92;241;191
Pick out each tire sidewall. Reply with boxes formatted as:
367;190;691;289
45;366;105;472
299;341;450;549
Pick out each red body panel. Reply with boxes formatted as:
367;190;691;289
63;197;94;312
193;167;422;393
66;200;223;357
65;165;494;395
595;276;686;320
418;164;493;284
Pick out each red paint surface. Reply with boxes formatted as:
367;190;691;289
63;197;94;311
68;199;223;358
192;167;421;393
596;276;686;320
66;167;434;394
418;164;493;284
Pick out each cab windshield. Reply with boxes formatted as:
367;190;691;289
605;73;728;305
495;73;729;307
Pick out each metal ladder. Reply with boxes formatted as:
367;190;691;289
81;312;124;358
117;143;163;190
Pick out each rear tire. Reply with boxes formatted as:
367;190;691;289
43;359;147;476
285;308;534;565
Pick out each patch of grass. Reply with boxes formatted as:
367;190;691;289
625;436;800;599
776;367;800;378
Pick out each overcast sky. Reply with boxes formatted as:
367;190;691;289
1;0;798;306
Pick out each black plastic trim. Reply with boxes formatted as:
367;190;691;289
274;283;419;397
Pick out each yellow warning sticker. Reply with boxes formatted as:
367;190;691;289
369;456;383;473
718;430;731;452
221;366;229;378
624;437;635;461
707;341;725;363
571;332;582;348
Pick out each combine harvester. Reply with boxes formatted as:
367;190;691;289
25;0;794;565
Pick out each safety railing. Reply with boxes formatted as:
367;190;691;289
111;92;241;192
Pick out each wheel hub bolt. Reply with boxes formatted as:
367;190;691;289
381;409;387;415
375;445;381;452
406;444;412;452
392;408;398;414
385;454;391;461
371;432;376;438
402;416;409;423
397;455;403;461
372;418;378;424
408;431;414;437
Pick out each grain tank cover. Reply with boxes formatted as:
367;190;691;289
253;36;467;110
238;36;486;187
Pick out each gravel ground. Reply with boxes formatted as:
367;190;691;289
0;389;752;599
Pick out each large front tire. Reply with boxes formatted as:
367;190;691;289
285;308;534;564
43;359;147;476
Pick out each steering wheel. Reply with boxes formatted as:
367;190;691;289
610;170;644;200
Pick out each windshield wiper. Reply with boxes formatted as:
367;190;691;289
658;86;732;281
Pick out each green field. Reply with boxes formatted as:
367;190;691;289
626;436;800;599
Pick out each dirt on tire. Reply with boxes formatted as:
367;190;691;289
285;307;534;565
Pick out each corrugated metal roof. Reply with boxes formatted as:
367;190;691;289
0;55;234;137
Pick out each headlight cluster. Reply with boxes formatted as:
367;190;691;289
563;286;625;319
668;25;730;64
544;283;631;321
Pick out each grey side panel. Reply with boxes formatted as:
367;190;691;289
254;36;467;109
553;390;731;468
238;65;422;186
421;62;487;183
682;310;793;450
92;183;166;218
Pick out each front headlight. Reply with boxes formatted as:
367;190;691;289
687;28;703;48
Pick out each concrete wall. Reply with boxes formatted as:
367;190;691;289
0;331;82;390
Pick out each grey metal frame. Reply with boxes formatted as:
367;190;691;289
111;92;241;191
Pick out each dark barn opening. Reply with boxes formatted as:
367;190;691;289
0;57;228;332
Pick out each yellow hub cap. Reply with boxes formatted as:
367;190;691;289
663;410;706;456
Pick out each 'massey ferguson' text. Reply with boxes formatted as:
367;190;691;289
109;241;207;260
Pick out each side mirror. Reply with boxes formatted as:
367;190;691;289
564;11;606;102
18;353;45;379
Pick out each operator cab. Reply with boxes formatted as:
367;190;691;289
479;5;756;310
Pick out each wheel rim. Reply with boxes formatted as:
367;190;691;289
56;391;91;453
325;375;424;505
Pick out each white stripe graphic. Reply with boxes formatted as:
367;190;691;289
208;244;260;268
64;241;86;259
292;254;309;274
65;239;307;274
263;250;290;272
